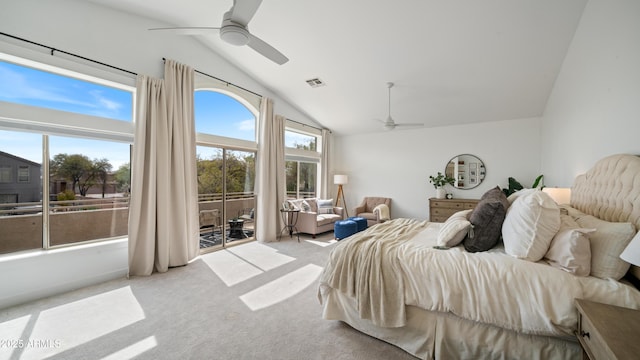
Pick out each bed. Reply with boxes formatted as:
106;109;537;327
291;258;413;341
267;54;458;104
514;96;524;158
318;154;640;359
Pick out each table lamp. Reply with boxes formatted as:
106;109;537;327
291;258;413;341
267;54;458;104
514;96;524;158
620;231;640;267
542;187;571;205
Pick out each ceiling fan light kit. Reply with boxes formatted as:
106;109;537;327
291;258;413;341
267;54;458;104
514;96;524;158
376;82;425;131
220;25;250;46
148;0;288;65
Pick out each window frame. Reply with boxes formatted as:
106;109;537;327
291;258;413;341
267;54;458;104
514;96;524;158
17;165;29;183
0;50;135;253
0;164;11;183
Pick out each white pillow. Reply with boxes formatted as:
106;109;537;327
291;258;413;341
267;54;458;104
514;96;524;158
575;215;636;280
317;199;334;214
544;215;594;276
506;188;537;204
287;199;305;210
502;189;561;261
437;210;472;248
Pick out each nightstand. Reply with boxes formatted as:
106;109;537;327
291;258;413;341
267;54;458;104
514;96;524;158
575;298;640;360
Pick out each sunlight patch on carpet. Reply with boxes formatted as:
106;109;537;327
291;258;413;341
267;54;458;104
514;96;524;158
0;315;31;360
240;264;324;311
18;286;144;359
102;336;157;360
201;250;263;286
304;239;338;247
228;242;295;271
201;242;296;286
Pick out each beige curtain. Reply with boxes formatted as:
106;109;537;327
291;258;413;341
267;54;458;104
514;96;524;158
255;98;285;242
162;60;199;264
128;60;199;276
320;128;331;199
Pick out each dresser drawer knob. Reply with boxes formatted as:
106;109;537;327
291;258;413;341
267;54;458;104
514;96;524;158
580;330;590;339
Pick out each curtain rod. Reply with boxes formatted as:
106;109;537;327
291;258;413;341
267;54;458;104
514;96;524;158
287;118;326;133
0;32;138;76
162;57;261;98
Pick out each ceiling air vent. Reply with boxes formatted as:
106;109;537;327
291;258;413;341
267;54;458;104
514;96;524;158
305;78;326;88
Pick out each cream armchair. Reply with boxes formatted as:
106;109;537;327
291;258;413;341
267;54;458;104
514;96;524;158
354;197;391;227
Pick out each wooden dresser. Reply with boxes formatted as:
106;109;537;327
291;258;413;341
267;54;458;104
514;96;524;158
429;198;479;222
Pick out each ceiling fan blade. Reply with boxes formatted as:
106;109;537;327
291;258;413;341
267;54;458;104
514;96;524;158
148;27;220;35
229;0;263;27
247;33;289;65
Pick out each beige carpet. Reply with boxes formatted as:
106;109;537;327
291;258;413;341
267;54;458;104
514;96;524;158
0;233;418;360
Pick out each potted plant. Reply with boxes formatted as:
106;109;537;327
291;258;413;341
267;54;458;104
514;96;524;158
429;172;455;199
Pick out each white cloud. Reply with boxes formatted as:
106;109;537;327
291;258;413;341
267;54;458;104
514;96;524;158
91;90;122;111
237;119;255;132
0;66;94;108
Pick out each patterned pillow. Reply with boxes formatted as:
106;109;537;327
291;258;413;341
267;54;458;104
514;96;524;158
437;209;472;247
301;200;311;212
575;215;636;280
317;199;334;214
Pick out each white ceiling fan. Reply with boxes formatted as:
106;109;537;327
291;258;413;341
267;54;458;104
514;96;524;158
377;82;424;131
149;0;288;65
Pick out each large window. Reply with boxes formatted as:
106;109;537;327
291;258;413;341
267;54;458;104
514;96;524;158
0;60;132;122
0;55;134;255
194;89;257;251
48;136;130;247
195;90;256;141
0;130;42;254
286;160;317;199
284;126;322;199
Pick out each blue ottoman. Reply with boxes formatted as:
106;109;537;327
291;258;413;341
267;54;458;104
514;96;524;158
347;216;368;232
334;220;358;240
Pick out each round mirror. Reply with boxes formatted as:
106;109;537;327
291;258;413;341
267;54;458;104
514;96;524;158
445;154;486;190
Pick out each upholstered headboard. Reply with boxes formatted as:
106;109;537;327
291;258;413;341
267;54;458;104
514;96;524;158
571;154;640;280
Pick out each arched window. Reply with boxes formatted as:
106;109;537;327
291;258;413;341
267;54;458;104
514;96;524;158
194;89;257;252
194;90;256;142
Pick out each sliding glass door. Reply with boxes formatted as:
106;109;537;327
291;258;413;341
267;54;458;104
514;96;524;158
197;146;255;252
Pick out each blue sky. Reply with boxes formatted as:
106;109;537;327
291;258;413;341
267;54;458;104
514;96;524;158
1;59;316;171
0;60;259;169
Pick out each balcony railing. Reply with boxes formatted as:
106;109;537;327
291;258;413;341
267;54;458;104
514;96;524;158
0;192;257;254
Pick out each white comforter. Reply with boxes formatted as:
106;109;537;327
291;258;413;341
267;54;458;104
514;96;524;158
318;218;640;337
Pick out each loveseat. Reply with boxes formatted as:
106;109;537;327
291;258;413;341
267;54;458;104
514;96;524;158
287;198;344;238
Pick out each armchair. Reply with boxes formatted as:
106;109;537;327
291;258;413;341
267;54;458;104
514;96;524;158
354;197;391;227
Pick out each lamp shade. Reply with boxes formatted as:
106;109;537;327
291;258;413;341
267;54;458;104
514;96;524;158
620;231;640;267
334;174;348;185
542;187;571;205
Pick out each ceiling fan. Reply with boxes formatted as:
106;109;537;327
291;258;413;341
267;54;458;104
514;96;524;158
377;82;424;131
149;0;288;65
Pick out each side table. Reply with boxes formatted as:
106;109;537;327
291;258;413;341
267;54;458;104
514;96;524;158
575;298;640;359
279;209;300;242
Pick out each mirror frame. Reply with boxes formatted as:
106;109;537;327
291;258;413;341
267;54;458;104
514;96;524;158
445;154;486;190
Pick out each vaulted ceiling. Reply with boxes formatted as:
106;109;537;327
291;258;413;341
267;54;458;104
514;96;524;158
88;0;588;136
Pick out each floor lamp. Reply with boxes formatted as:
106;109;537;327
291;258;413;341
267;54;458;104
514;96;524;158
334;174;349;217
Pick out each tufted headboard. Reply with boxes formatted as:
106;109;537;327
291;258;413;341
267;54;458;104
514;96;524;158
571;154;640;281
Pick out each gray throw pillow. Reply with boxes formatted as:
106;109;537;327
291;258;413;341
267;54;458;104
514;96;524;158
481;185;509;211
463;199;506;252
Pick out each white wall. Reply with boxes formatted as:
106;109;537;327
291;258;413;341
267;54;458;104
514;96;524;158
541;0;640;186
0;0;318;309
0;239;128;309
333;117;542;220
